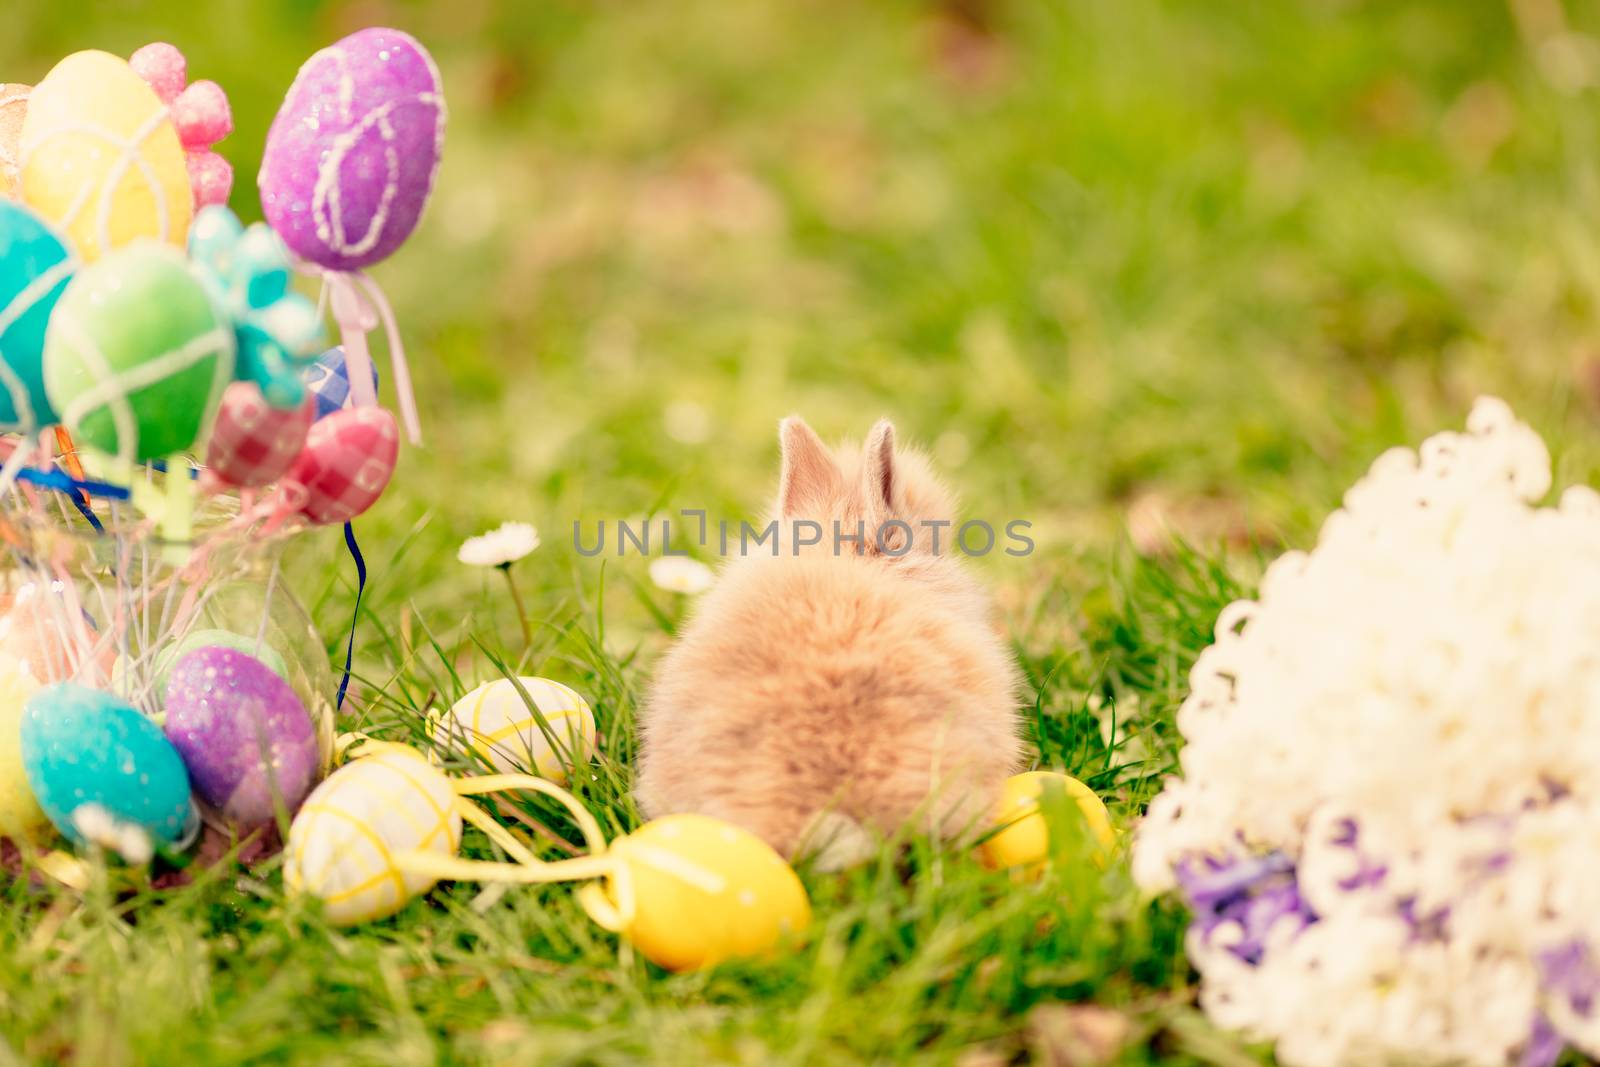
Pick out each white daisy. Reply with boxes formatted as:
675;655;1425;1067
72;803;154;865
458;522;541;568
649;556;715;595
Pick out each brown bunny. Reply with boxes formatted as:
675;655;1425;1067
635;416;1023;867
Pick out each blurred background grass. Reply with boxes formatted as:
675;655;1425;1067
13;0;1600;647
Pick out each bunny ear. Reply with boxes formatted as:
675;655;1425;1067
862;418;897;515
778;416;841;518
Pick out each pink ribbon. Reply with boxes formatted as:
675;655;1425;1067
321;270;423;446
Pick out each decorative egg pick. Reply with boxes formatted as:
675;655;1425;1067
42;242;236;464
979;771;1116;872
20;682;197;852
19;51;192;262
282;405;399;525
164;646;318;826
438;677;597;781
189;206;324;406
205;383;314;489
0;85;28;199
0;200;75;432
303;346;379;422
129;43;234;209
258;27;445;273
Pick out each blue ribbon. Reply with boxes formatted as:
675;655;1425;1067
336;521;367;711
15;465;131;502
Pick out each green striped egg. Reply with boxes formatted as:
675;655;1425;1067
43;242;235;463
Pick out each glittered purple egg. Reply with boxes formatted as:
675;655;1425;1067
163;646;319;826
257;28;445;271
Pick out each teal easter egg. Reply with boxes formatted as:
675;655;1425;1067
20;682;197;849
0;200;74;432
43;242;235;462
153;628;289;706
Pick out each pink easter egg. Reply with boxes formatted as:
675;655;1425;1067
171;80;232;149
284;406;398;525
206;382;314;488
129;43;186;105
187;150;233;209
257;28;446;272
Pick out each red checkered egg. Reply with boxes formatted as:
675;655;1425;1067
285;406;399;525
205;382;314;488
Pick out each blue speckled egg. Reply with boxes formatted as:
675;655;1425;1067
20;683;197;849
0;200;74;431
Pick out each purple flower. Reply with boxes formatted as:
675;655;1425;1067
1176;851;1316;965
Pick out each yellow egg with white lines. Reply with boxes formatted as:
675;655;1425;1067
19;51;192;262
0;655;44;840
979;771;1116;872
579;813;811;972
284;746;462;925
439;677;597;782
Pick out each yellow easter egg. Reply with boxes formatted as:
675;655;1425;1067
285;747;462;925
0;655;44;839
440;677;597;782
0;85;28;199
19;51;192;262
581;813;811;972
979;771;1116;872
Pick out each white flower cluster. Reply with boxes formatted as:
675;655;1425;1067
1134;398;1600;1067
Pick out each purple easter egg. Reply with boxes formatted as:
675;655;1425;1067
258;28;445;271
164;646;319;826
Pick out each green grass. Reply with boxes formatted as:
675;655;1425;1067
4;0;1600;1061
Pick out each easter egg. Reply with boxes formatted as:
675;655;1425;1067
259;28;446;271
440;677;596;781
285;746;462;925
205;382;314;488
283;405;398;525
0;655;46;840
579;813;811;972
0;200;74;431
43;242;235;463
164;646;318;826
0;587;116;684
0;85;28;199
153;627;290;705
20;682;197;849
978;771;1116;872
19;51;192;262
303;346;379;422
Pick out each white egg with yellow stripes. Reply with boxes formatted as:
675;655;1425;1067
438;677;597;782
284;744;462;925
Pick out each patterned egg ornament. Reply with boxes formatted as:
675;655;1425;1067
978;771;1116;872
206;382;314;488
19;51;192;262
440;677;597;781
20;682;197;849
284;405;399;525
259;28;446;271
164;646;318;826
0;200;74;431
303;346;379;422
0;656;46;840
285;745;462;925
0;84;27;198
579;813;812;972
43;242;236;463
